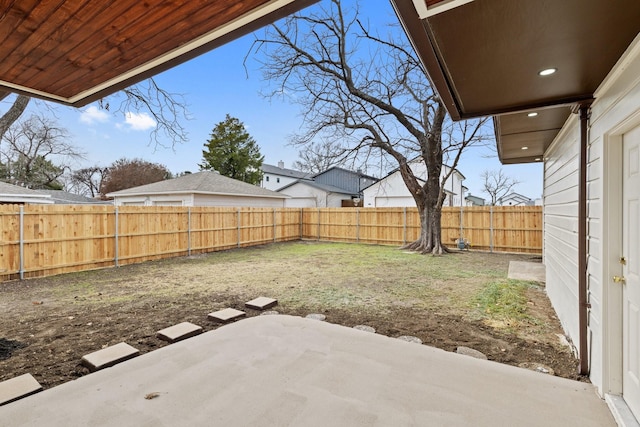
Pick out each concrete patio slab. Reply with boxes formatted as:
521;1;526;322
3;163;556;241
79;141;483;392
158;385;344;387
508;261;546;283
0;315;615;426
245;296;278;310
0;374;42;406
207;308;246;323
156;322;203;343
81;342;140;372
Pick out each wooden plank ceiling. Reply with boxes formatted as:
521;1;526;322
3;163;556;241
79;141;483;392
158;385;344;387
0;0;317;106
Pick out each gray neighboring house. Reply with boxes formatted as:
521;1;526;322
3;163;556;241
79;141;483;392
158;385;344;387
312;167;378;198
107;171;289;207
36;190;111;205
0;182;53;204
261;161;312;191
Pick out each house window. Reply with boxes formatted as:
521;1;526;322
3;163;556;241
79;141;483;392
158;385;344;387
266;176;270;182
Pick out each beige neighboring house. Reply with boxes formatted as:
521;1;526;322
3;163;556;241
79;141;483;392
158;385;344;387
107;171;289;207
0;182;53;204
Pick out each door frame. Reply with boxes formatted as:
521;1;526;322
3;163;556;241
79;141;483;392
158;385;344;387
603;109;640;397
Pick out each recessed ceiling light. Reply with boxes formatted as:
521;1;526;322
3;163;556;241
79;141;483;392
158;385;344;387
522;146;529;150
538;68;557;76
527;112;538;117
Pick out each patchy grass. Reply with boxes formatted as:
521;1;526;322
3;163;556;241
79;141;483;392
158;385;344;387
1;241;578;389
473;279;543;330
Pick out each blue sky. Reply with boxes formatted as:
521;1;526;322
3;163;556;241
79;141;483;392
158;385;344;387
8;0;542;200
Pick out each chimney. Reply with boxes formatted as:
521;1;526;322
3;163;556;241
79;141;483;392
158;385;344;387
278;160;284;169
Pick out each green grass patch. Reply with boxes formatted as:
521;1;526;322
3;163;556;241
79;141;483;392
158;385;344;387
473;279;539;328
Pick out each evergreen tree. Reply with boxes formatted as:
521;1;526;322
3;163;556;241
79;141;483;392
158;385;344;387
200;115;264;185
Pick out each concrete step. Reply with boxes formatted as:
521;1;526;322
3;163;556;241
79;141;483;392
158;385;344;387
81;342;140;372
208;308;246;323
245;297;278;311
0;374;42;406
157;322;203;343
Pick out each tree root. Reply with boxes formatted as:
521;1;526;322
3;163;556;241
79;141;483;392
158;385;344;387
401;239;453;255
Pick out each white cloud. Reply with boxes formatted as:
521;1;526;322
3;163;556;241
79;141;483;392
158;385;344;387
124;112;156;131
80;106;109;125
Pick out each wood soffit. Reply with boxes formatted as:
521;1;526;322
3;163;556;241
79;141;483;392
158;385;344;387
0;0;317;107
391;0;640;163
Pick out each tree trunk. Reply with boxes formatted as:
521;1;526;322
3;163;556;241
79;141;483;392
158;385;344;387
0;95;30;141
402;198;450;255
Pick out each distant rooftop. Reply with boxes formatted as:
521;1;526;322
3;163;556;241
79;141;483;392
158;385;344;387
262;163;311;180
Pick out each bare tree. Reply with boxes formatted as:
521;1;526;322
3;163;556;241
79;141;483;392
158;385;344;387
252;0;490;254
293;140;348;173
481;169;520;205
101;158;171;196
70;166;109;197
103;78;190;148
1;114;85;189
0;77;189;150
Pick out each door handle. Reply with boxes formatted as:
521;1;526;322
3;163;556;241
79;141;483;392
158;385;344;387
612;275;626;284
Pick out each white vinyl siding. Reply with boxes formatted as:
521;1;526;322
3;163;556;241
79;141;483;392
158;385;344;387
543;37;640;397
543;118;580;349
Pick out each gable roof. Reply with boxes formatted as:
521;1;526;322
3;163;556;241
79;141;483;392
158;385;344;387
106;171;287;199
362;158;463;190
312;166;378;182
262;163;311;180
498;192;532;204
0;181;53;204
0;0;318;106
35;190;110;205
390;0;640;164
278;179;354;195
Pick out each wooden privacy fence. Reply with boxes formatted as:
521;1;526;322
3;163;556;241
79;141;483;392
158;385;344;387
301;206;542;253
0;205;541;282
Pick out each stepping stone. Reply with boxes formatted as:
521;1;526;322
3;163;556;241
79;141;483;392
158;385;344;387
397;335;422;344
0;374;42;406
456;346;488;360
81;342;140;372
353;325;376;333
518;362;555;376
157;322;203;343
208;308;246;323
260;310;279;316
245;297;278;311
305;314;326;321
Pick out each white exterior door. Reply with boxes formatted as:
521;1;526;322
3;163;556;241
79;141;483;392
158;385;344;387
623;125;640;419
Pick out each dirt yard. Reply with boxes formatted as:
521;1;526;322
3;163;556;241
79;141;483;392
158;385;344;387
0;241;582;390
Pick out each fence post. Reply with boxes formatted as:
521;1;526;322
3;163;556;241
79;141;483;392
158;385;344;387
300;208;303;239
114;207;119;267
237;208;241;248
19;206;24;280
187;207;192;257
460;204;464;241
317;208;321;241
354;208;358;243
273;208;277;243
403;207;407;245
489;206;494;253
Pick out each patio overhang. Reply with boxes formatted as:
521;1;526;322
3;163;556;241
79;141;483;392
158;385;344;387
0;0;318;107
389;0;640;164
